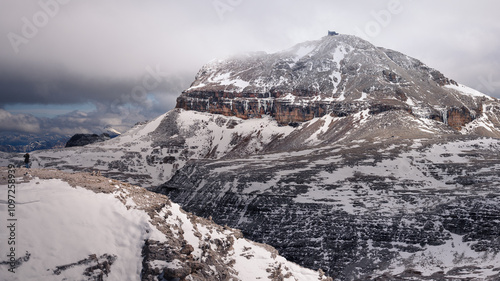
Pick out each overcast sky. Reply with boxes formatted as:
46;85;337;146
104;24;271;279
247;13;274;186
1;0;499;135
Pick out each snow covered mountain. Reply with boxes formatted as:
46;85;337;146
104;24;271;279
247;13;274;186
0;168;331;281
2;33;500;280
177;34;500;136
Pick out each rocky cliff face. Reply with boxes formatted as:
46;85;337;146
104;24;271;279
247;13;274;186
157;137;500;280
176;35;496;132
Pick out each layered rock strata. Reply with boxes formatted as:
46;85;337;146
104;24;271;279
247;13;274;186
157;137;500;280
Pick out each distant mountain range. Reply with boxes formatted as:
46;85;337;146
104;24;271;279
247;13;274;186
0;127;121;152
0;132;70;153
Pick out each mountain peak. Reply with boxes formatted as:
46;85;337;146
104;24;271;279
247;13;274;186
183;33;375;95
177;35;499;135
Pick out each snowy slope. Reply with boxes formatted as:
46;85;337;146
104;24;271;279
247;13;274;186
0;168;331;281
0;178;161;281
13;109;294;188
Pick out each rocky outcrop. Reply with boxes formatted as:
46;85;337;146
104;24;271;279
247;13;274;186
65;133;111;147
176;91;365;125
141;240;205;281
445;106;478;130
382;69;404;83
430;70;459;87
53;254;117;279
421;106;481;131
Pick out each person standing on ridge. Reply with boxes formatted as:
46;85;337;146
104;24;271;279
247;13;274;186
23;153;30;168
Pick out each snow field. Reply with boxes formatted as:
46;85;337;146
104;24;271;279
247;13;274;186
445;83;493;99
0;178;160;281
391;233;500;279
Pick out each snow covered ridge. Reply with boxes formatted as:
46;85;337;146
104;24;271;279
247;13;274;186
0;168;332;281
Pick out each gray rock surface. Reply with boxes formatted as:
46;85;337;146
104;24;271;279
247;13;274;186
157;136;500;280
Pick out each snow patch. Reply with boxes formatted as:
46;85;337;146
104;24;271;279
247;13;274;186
355;92;368;101
330;45;348;92
209;72;250;90
445;83;493;99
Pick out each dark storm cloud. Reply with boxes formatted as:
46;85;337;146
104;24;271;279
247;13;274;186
0;68;131;105
0;0;499;134
0;65;193;108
